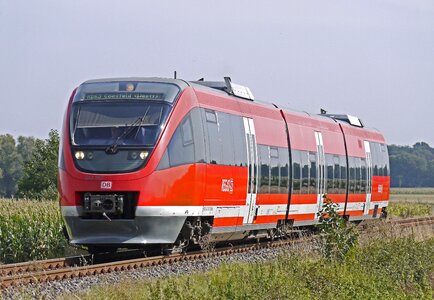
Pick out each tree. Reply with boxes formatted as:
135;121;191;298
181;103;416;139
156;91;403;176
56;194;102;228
388;142;434;187
0;134;21;197
16;136;38;164
17;130;59;200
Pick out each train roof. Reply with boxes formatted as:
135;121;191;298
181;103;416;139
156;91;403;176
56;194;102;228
78;77;382;133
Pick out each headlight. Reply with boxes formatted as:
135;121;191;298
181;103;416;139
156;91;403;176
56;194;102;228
75;151;85;160
139;151;149;160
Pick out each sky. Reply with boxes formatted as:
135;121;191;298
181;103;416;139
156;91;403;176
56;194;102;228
1;0;433;146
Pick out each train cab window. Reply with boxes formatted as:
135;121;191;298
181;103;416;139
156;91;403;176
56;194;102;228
270;147;280;194
301;151;309;194
159;108;207;169
258;145;270;194
339;155;347;194
279;148;290;194
181;117;193;145
292;150;301;194
333;155;340;193
309;152;317;194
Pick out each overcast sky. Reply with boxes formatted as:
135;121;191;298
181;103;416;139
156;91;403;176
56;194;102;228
1;0;433;146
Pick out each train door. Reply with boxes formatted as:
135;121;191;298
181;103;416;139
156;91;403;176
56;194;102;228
243;118;258;224
315;132;326;218
363;141;373;215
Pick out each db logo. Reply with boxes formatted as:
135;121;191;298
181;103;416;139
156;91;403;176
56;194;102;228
101;181;112;189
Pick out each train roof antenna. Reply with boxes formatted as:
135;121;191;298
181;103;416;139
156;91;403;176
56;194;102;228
174;71;177;79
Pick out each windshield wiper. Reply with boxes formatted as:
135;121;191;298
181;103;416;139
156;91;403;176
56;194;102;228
105;117;142;154
134;106;151;140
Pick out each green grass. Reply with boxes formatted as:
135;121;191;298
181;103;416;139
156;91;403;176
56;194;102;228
0;199;79;264
388;202;433;218
391;188;434;195
72;236;434;300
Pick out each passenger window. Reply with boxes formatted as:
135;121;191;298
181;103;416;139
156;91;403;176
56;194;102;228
355;157;361;193
292;150;301;194
301;151;309;194
360;158;367;193
219;112;235;166
279;148;289;195
326;154;334;194
309;152;317;194
231;115;248;167
270;147;280;194
339;155;347;194
258;145;270;194
333;156;340;193
205;110;221;164
348;157;356;194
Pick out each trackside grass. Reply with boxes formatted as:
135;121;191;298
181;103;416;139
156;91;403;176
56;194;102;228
73;234;434;299
0;199;72;264
388;202;432;218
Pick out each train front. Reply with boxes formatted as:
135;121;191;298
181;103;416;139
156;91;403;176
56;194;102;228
58;78;186;252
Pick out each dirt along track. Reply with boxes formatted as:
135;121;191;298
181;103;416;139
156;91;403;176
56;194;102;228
1;216;433;289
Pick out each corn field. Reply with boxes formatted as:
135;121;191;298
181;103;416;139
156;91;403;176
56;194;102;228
0;199;70;264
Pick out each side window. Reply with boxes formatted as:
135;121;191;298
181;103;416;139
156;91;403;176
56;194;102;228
354;157;361;193
181;117;193;145
333;155;340;193
309;152;317;194
231;115;248;167
292;150;301;194
169;116;194;167
370;142;379;176
159;109;205;169
219;112;235;166
348;157;356;194
301;151;309;194
205;110;221;164
258;145;270;194
279;148;289;195
383;144;390;176
326;154;334;194
270;147;280;194
339;155;347;194
360;158;367;193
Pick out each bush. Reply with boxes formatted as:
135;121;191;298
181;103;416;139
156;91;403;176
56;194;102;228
317;195;358;261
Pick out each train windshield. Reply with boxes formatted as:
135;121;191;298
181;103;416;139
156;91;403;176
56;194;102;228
70;101;171;146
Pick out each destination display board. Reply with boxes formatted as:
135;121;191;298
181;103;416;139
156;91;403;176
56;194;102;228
84;93;165;101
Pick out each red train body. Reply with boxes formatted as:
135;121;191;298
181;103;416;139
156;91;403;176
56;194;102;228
59;78;390;252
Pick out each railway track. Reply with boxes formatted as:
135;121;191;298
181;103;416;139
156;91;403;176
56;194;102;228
1;216;432;289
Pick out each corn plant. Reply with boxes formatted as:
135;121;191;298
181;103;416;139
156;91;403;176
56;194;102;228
0;199;70;263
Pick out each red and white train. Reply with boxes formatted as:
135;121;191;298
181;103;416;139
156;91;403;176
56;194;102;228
59;77;390;253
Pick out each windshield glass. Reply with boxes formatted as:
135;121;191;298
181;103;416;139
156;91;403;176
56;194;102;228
70;101;171;146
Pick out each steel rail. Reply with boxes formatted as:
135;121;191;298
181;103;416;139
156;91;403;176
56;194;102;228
1;216;432;289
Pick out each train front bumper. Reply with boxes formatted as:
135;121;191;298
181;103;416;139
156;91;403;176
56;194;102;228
62;206;186;245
